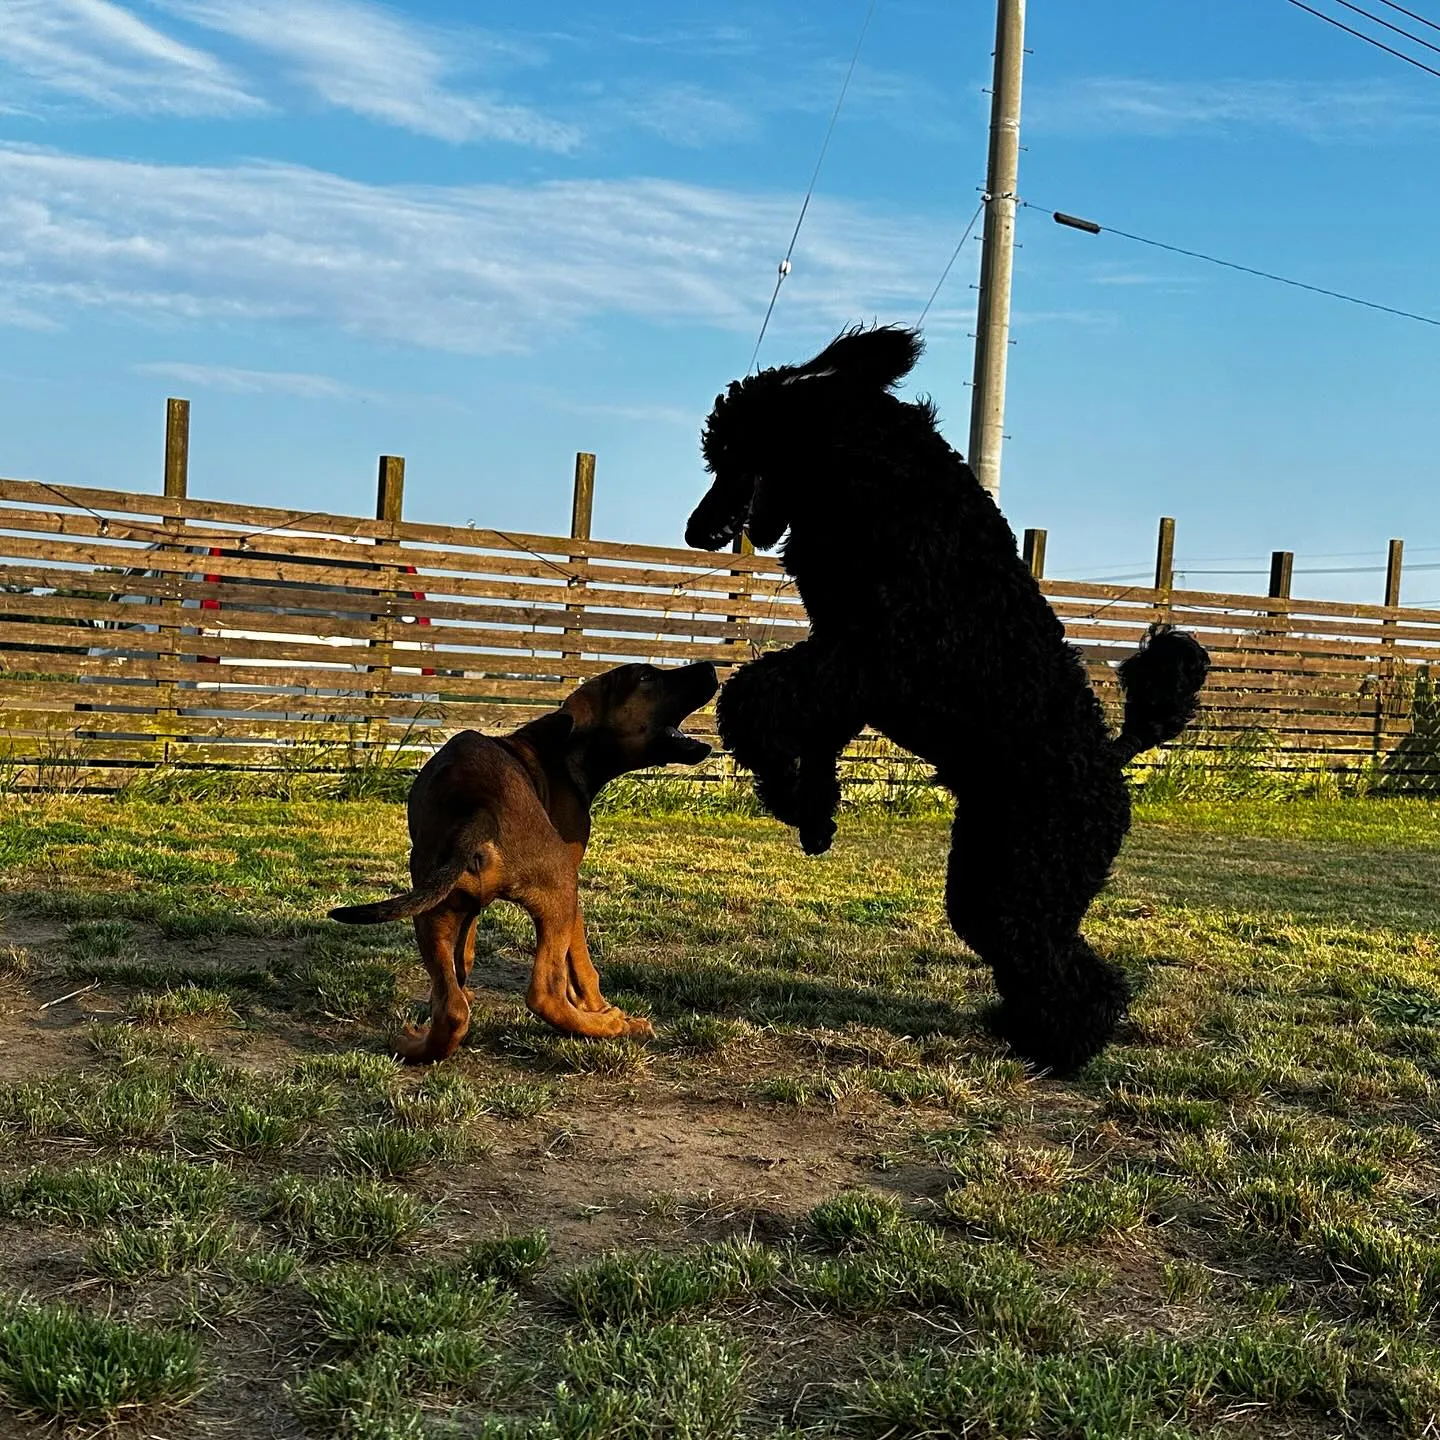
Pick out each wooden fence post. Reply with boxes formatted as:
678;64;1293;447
1375;539;1405;761
1264;550;1295;694
164;399;189;500
570;452;595;542
158;398;191;757
725;531;756;786
376;454;405;524
728;530;755;657
562;453;594;685
1022;528;1046;580
367;456;405;742
1268;551;1293;601
1153;516;1176;636
1153;517;1175;592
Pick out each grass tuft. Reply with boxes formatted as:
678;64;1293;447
940;1173;1159;1250
129;984;237;1026
464;1231;551;1287
480;1081;559;1120
263;1175;426;1258
563;1239;780;1326
0;944;31;979
1;1071;173;1143
798;1223;1075;1347
88;1218;240;1281
846;1324;1364;1439
808;1190;907;1249
303;1263;514;1344
0;1153;233;1228
332;1123;452;1177
548;1322;748;1440
0;1300;203;1421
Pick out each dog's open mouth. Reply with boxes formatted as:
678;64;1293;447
663;727;712;764
658;662;719;763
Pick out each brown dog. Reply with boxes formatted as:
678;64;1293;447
329;661;719;1063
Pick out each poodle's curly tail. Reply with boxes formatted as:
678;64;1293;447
328;813;497;924
1110;625;1211;764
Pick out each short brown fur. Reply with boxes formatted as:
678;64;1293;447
330;662;718;1062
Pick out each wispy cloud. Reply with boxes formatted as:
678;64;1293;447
599;83;758;148
0;0;261;115
598;22;761;60
0;143;974;353
1029;77;1440;139
132;360;368;399
157;0;578;148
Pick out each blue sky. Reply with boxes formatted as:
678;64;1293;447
2;0;1438;603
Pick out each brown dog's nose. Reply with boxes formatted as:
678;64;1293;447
679;661;720;704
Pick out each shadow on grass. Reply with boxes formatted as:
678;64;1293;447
599;956;974;1036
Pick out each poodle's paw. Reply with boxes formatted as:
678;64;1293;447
798;816;836;855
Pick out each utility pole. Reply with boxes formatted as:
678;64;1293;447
968;0;1026;503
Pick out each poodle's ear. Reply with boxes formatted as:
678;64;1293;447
745;473;788;550
789;324;923;391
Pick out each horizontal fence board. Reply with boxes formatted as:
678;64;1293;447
29;594;768;649
4;479;1437;788
0;478;789;576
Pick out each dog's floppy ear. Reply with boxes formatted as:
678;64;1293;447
745;474;788;550
791;324;922;391
514;708;576;754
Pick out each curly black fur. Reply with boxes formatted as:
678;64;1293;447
685;324;1210;1076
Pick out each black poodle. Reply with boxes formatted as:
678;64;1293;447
685;325;1209;1074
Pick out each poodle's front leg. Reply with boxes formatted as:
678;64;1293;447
718;641;863;851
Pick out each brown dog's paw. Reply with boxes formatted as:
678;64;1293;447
392;1024;438;1064
624;1015;657;1039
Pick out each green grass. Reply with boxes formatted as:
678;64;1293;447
263;1176;427;1258
332;1123;455;1177
807;1190;907;1248
3;793;1440;1436
798;1222;1076;1346
1;1153;233;1228
478;1080;559;1120
87;1218;241;1281
0;1070;173;1142
198;1099;305;1153
0;1300;203;1421
129;984;237;1025
939;1172;1160;1249
562;1239;780;1326
304;1264;514;1344
463;1232;551;1287
845;1323;1385;1440
543;1322;749;1440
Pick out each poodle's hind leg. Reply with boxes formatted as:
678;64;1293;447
985;932;1130;1077
944;791;1130;1075
718;641;863;850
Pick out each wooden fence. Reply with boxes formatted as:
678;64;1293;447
1;406;1437;792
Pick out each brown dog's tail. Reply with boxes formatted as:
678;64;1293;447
328;813;498;924
1110;625;1211;764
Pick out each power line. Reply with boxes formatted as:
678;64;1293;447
1282;0;1440;80
916;199;986;328
1328;0;1440;55
1028;202;1440;329
1373;0;1440;34
749;0;878;372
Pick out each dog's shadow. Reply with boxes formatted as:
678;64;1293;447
577;954;971;1038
